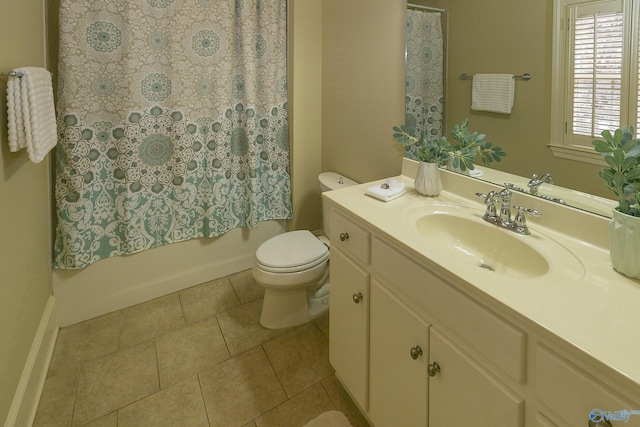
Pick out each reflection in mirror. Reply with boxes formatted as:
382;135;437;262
405;2;446;160
404;1;617;218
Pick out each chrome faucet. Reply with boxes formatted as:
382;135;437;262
527;173;554;196
497;188;513;226
476;185;541;235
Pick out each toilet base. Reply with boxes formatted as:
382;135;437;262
260;282;330;329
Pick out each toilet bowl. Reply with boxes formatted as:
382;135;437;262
253;172;358;329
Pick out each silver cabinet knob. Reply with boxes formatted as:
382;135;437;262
410;345;423;360
339;232;349;242
352;292;363;303
428;361;441;377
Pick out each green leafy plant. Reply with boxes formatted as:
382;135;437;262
592;126;640;216
449;119;507;171
392;119;506;171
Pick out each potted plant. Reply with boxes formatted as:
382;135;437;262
392;119;506;195
392;126;452;196
592;126;640;279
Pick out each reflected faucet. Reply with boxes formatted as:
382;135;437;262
527;173;554;196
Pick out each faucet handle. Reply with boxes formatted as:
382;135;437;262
512;205;541;235
475;192;499;223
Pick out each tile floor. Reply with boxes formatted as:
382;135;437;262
33;269;370;427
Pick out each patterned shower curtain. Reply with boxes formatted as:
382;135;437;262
53;0;292;269
404;8;444;159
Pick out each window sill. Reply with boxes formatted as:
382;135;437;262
548;144;606;167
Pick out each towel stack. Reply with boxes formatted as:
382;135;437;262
471;74;515;114
6;67;57;163
366;178;406;202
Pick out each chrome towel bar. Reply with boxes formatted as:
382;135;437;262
460;73;531;81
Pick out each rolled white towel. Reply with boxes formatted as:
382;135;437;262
6;67;57;163
366;178;406;202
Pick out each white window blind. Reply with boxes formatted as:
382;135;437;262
550;0;640;164
567;0;626;147
571;10;623;137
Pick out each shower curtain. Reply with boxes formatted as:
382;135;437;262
405;8;444;158
53;0;292;269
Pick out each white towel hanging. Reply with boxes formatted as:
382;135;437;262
6;67;57;163
471;74;515;114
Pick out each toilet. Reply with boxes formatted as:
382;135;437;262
252;172;358;329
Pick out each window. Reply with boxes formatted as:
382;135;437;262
550;0;640;165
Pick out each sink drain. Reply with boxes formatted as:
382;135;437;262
479;263;495;271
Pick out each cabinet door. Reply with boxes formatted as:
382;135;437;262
329;247;370;410
369;280;429;427
429;328;524;427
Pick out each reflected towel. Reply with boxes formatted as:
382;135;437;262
6;67;57;163
471;73;515;114
366;178;406;202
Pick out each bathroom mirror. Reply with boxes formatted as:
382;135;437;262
404;0;619;218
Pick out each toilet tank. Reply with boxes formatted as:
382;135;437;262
319;172;358;236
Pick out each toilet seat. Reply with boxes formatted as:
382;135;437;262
255;230;329;273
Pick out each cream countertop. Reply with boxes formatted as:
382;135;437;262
323;159;640;393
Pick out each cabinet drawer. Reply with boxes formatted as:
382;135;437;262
372;236;526;383
535;344;635;427
330;208;370;264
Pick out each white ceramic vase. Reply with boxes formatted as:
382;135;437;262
609;208;640;280
414;162;442;196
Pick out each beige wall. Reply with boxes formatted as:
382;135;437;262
0;0;53;423
441;0;610;198
322;0;406;184
290;0;323;232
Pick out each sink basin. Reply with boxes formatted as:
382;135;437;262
415;213;549;278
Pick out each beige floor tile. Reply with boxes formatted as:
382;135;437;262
199;346;287;427
32;367;78;427
322;375;370;427
118;377;208;427
216;299;289;356
313;313;329;339
120;293;184;348
156;316;230;388
80;412;117;427
48;312;120;376
263;323;334;397
254;383;336;427
228;269;264;303
73;341;159;426
179;277;241;323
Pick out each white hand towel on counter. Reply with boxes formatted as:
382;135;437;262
471;73;515;114
6;67;57;163
366;178;406;202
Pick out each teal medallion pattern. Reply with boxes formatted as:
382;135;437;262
405;9;444;160
55;0;291;269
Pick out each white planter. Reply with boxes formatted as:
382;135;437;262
609;208;640;280
414;162;442;196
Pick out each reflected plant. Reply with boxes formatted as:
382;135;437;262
392;119;507;171
592;126;640;216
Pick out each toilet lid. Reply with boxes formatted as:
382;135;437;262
256;230;329;273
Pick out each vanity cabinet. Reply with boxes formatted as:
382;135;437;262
328;203;640;427
429;328;524;427
535;344;637;427
328;210;371;411
369;279;429;427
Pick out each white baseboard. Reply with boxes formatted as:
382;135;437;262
4;296;59;427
